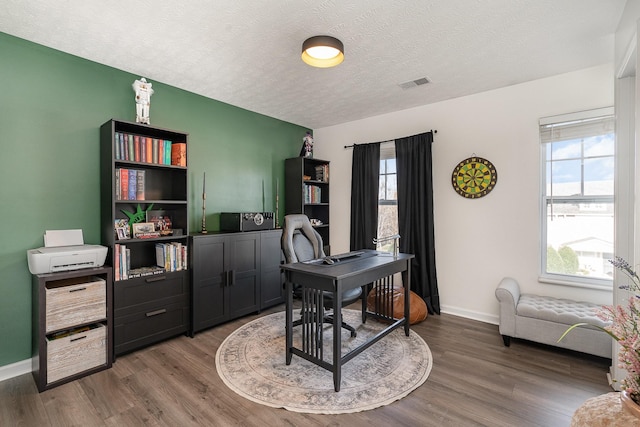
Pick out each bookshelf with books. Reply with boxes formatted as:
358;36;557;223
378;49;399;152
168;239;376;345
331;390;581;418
100;119;189;356
284;157;330;253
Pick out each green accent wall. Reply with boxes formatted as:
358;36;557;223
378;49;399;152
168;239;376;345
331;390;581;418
0;32;307;368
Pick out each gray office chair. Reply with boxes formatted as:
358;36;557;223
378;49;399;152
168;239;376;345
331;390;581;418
281;214;362;337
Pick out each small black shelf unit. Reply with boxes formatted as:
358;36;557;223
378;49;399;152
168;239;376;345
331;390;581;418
284;157;330;253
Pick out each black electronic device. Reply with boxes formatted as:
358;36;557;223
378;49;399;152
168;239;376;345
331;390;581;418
220;212;275;232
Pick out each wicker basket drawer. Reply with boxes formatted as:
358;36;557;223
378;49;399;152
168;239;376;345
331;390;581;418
45;276;106;333
46;323;107;384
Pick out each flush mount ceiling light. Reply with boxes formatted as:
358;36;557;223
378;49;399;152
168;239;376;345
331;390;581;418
301;36;344;68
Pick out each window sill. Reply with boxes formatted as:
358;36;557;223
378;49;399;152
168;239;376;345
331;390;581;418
538;275;613;292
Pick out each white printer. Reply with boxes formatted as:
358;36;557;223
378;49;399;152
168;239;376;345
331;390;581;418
27;229;108;275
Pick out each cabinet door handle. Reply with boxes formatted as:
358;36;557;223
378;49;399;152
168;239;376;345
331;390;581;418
145;275;166;283
69;287;86;292
224;270;232;287
229;270;235;286
146;308;167;317
70;335;87;342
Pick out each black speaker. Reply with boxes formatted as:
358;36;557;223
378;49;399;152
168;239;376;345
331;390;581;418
220;212;275;232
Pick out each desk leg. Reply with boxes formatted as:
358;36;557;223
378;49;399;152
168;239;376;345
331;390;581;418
404;262;411;336
285;276;293;365
333;280;342;392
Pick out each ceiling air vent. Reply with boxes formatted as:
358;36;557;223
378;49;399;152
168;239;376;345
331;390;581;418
399;77;431;90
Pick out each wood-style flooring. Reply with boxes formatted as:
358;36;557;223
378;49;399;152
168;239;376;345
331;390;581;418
0;306;613;426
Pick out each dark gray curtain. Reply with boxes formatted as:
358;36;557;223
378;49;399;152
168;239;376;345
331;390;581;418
350;143;380;251
396;132;440;314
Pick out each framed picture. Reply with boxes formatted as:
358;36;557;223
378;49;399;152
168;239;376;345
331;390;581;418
114;219;130;240
132;222;157;238
146;210;173;236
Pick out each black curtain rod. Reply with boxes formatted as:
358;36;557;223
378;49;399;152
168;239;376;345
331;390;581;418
344;129;437;149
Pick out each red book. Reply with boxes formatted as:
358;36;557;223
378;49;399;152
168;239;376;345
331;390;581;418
123;134;129;161
146;137;153;163
157;139;164;164
114;244;120;281
171;143;187;166
119;168;128;200
134;135;141;162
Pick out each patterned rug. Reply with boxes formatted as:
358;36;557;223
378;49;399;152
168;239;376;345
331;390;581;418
215;309;432;414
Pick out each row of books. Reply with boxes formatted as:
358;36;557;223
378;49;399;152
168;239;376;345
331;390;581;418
116;168;145;200
304;184;323;204
156;242;187;272
113;244;129;281
114;243;168;281
315;164;329;182
114;132;187;167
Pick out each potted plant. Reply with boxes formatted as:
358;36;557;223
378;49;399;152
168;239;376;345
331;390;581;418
560;257;640;416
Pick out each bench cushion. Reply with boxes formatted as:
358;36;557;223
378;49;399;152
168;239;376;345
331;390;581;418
517;293;608;328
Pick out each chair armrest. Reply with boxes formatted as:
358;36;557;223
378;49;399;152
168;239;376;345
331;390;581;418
495;277;521;336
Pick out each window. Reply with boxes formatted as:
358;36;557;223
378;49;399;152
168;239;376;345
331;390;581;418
377;142;398;252
540;107;615;287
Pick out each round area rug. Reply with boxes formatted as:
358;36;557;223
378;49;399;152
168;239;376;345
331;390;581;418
215;309;432;414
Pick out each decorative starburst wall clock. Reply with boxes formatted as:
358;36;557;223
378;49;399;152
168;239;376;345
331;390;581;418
451;156;497;199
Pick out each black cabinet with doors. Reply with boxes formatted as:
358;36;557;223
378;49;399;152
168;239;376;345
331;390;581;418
190;229;283;334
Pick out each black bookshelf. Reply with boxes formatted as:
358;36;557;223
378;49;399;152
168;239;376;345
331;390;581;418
99;119;190;356
284;157;330;253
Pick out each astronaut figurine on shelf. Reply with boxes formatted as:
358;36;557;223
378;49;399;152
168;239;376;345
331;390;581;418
300;131;314;158
133;77;154;124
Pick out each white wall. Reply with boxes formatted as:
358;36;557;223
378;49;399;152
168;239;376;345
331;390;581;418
611;0;639;389
314;64;614;324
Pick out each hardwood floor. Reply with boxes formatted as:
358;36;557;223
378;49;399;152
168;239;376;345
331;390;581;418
0;306;612;426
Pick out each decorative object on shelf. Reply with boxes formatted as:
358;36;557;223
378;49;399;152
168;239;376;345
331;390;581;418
146;210;173;236
132;77;154;124
120;203;154;234
131;222;158;238
301;36;344;68
114;219;130;240
299;131;314;158
560;256;640;406
451;156;497;199
201;172;207;234
310;218;323;226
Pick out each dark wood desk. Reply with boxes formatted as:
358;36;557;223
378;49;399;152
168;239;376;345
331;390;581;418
280;250;414;391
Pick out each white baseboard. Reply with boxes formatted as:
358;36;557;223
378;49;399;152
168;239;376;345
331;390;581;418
440;304;499;325
0;358;32;383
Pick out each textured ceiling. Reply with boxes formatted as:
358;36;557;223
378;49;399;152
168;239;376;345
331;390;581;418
0;0;626;128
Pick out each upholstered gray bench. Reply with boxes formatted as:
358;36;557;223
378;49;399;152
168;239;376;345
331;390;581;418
495;277;612;358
